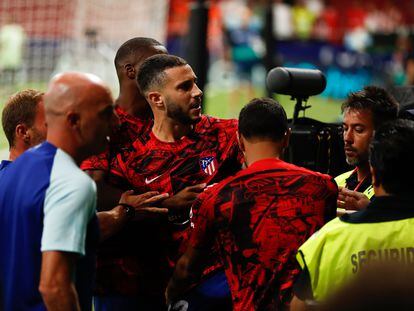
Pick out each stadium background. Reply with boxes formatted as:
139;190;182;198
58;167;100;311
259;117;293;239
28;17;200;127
0;0;413;158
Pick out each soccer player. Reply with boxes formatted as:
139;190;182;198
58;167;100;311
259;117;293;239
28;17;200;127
112;54;244;308
80;38;169;309
166;97;337;310
0;72;167;311
1;89;46;171
82;37;167;208
336;86;398;211
291;119;414;309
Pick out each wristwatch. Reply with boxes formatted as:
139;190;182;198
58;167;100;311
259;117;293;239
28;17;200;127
118;203;135;219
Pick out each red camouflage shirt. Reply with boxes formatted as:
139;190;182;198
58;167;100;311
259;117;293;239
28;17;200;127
81;105;164;297
81;105;153;185
112;115;244;269
189;158;337;310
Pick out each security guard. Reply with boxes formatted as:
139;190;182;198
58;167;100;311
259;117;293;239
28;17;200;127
335;86;398;211
290;119;414;309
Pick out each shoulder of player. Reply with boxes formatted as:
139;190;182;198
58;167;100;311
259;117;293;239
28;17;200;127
198;115;238;132
201;169;246;201
51;150;96;193
114;105;153;135
300;217;348;251
9;143;58;176
54;168;95;193
283;162;336;184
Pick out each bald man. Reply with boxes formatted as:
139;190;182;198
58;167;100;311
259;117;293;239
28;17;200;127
0;72;168;311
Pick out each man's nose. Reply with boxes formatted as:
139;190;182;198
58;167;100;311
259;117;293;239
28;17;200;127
193;83;203;98
343;128;353;143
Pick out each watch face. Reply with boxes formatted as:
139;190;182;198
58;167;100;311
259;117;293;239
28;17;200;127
127;205;135;219
120;203;135;219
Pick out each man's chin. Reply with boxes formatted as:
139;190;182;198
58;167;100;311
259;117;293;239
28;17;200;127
345;157;359;167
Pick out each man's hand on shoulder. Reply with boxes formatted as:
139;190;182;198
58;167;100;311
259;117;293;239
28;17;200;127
337;186;370;211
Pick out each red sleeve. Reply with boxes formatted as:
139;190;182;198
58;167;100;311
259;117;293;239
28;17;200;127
107;152;128;178
324;176;339;222
80;150;109;171
189;189;217;250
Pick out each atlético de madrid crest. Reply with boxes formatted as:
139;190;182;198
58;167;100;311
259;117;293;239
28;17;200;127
200;156;218;176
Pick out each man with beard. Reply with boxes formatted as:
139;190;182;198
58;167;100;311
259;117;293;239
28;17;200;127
291;119;414;309
112;54;244;309
336;86;398;211
80;38;169;310
0;72;167;311
166;98;337;310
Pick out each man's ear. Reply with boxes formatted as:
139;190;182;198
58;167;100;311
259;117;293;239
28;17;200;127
282;128;291;149
124;63;136;80
147;92;163;109
15;124;29;143
67;111;80;130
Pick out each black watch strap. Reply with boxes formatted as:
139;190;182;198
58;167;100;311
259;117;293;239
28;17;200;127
118;203;135;219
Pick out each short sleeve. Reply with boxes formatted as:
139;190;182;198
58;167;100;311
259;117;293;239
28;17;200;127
41;151;97;256
293;264;314;300
108;151;128;179
296;230;324;274
324;177;339;222
295;220;339;301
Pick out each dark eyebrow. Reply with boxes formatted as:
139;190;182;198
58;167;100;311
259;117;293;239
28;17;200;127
177;79;193;88
343;122;366;127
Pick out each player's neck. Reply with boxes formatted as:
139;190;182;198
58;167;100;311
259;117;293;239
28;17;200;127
9;141;29;161
244;142;284;167
116;87;152;119
356;163;370;182
8;147;21;161
152;117;192;142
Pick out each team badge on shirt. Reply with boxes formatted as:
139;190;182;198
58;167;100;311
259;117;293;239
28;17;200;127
200;156;217;176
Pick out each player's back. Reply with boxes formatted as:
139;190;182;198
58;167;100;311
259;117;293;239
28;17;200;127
211;158;337;310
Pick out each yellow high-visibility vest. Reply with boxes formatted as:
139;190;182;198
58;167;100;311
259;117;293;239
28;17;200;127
296;216;414;301
335;170;374;199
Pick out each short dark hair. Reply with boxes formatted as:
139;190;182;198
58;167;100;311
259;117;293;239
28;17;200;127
2;89;43;147
238;97;288;142
137;54;187;95
342;86;399;129
114;37;163;70
369;119;414;195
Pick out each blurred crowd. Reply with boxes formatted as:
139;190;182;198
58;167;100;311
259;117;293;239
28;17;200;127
1;34;414;311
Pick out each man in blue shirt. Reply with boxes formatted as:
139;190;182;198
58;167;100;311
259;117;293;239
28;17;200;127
0;72;168;310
